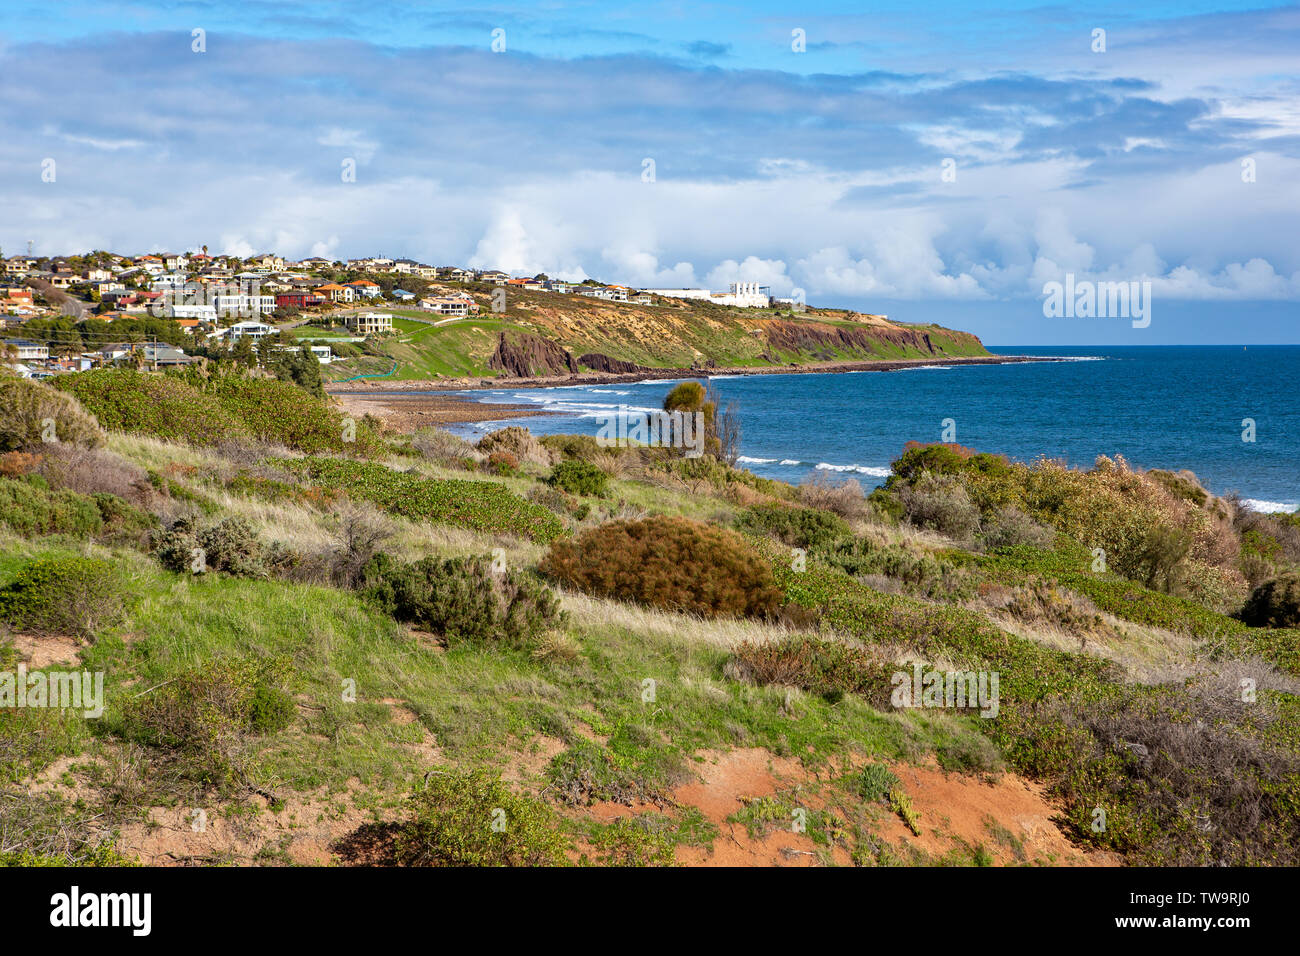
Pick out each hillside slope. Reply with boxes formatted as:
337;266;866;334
322;290;990;382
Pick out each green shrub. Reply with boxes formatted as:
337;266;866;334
819;537;975;601
857;762;901;803
727;635;894;706
981;506;1055;550
276;457;565;542
363;553;566;649
53;368;383;455
120;657;294;785
540;516;783;619
0;556;123;639
589;816;677;866
897;473;982;542
0;377;104;452
1240;572;1300;628
154;515;298;578
545;459;609;497
394;767;570;866
734;503;849;550
0;476;102;537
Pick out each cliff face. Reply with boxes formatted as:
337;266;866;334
761;320;984;359
577;353;646;374
488;331;579;377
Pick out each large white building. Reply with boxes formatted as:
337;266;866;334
642;282;771;308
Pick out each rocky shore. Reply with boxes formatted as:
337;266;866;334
326;353;1061;396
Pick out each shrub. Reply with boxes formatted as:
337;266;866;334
478;426;553;467
1240;573;1300;629
857;763;901;803
662;381;706;413
485;450;519;476
120;657;294;785
0;556;123;639
540;516;783;620
363;553;566;649
797;473;869;520
897;472;982;542
734;503;849;550
53;368;383;455
819;537;974;601
394;767;570;866
727;636;895;706
0;476;103;538
982;506;1055;550
545;459;609;497
411;427;479;468
276;457;566;543
154;515;299;578
0;377;104;452
589;816;677;867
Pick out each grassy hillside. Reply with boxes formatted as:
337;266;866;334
3;370;1297;868
320;290;990;382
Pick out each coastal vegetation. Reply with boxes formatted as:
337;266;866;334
1;368;1296;867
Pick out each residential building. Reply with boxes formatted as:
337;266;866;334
315;282;354;304
343;311;392;335
2;338;50;361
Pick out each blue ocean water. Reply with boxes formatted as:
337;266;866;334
443;346;1299;511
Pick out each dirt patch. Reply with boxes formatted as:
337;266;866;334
10;633;82;668
116;780;393;866
866;759;1122;866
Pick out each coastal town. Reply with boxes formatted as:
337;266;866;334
0;248;784;379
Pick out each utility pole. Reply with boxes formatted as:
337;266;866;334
152;336;157;371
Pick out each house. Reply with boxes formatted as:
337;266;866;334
4;257;37;277
167;303;219;321
275;292;326;309
0;287;33;305
213;294;275;316
345;280;381;298
142;344;195;367
343;311;392;335
420;296;477;316
297;257;335;271
2;338;50;361
208;320;276;342
272;344;334;364
84;267;112;283
478;270;509;284
390;289;416;302
315;283;354;304
253;253;285;271
546;281;571;294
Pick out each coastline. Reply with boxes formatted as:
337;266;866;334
326;353;1062;396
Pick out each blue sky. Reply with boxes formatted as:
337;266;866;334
1;1;1297;343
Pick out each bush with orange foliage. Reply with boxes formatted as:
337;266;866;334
539;514;783;619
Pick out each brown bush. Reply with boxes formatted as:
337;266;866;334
0;377;104;452
477;426;553;468
539;515;783;619
727;636;895;707
797;472;870;520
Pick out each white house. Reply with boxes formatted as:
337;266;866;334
208;320;276;342
344;311;392;335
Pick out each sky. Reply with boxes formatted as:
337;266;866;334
0;1;1297;344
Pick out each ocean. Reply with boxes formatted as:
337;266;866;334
443;345;1299;513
